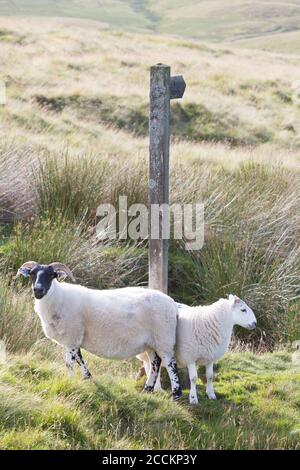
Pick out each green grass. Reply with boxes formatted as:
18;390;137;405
0;350;299;449
0;1;153;32
1;1;300;53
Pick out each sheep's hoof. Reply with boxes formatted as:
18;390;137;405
207;393;217;400
172;389;182;401
189;396;199;405
83;373;92;380
154;384;163;392
144;385;154;393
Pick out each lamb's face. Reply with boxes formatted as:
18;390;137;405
228;295;257;330
29;264;57;300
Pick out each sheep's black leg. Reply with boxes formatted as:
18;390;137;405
144;351;161;393
75;348;92;379
161;354;182;401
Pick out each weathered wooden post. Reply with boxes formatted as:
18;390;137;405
149;64;186;293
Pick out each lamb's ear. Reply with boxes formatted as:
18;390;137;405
228;294;241;305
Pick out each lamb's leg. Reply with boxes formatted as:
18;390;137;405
187;363;198;405
160;354;182;401
144;350;161;393
75;348;92;380
205;362;216;399
65;348;76;377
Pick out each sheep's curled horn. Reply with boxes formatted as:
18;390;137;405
49;262;76;282
17;261;76;282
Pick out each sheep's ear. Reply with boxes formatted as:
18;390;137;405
17;261;38;279
17;267;31;278
55;270;68;280
228;294;241;305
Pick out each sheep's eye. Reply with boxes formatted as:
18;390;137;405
241;308;247;313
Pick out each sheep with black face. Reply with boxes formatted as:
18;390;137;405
18;261;182;400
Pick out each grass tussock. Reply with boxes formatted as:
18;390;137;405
33;152;108;221
0;145;36;223
0;278;41;353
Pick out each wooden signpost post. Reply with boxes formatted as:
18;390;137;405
149;64;186;293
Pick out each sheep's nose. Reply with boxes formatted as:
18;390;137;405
249;321;257;330
34;286;45;298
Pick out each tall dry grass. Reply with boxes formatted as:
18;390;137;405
0;277;42;352
0;144;36;223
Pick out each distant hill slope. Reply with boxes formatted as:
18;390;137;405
0;15;299;164
1;0;300;53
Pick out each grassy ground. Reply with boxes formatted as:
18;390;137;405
1;1;300;53
0;349;299;449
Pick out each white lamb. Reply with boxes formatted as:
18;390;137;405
17;261;182;400
137;295;256;404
